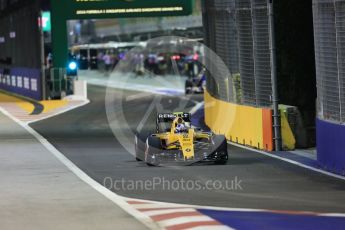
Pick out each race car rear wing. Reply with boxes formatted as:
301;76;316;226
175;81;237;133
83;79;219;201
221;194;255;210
156;112;192;133
157;112;192;123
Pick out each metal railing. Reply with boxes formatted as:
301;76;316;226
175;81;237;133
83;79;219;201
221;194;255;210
48;68;74;99
203;0;272;107
313;0;345;123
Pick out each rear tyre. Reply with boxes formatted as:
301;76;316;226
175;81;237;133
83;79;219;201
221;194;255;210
215;158;228;165
212;135;229;165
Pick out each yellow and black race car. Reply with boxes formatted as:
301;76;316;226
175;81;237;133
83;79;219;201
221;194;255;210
135;112;228;166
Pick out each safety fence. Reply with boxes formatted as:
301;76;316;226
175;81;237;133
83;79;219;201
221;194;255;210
313;0;345;123
203;0;345;156
202;0;279;150
202;0;237;103
203;0;272;108
313;0;345;175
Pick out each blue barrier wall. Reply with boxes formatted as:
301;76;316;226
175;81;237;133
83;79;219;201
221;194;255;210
0;68;42;101
317;118;345;175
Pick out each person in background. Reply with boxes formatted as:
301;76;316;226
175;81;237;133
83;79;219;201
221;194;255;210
110;51;119;71
46;53;53;69
146;53;158;76
97;51;104;71
103;51;112;76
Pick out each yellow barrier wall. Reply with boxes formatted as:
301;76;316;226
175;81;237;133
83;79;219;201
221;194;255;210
205;91;265;149
280;110;296;150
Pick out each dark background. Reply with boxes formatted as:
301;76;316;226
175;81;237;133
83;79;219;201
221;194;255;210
275;0;317;143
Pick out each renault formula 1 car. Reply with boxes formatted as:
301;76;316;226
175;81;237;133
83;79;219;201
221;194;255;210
135;112;228;166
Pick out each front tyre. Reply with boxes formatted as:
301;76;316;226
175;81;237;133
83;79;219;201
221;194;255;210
135;130;152;162
145;136;162;166
135;134;144;161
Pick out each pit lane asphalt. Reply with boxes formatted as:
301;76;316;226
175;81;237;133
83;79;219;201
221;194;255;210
31;85;345;213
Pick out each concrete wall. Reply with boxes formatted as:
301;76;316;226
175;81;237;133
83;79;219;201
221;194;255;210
317;119;345;175
0;1;42;100
0;2;41;69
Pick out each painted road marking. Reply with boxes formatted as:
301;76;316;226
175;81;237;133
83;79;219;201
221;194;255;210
0;92;90;124
189;100;345;181
165;221;229;230
143;208;197;216
125;199;234;229
82;74;184;96
199;209;345;230
2;86;345;229
189;102;204;115
151;211;204;221
40;100;68;113
138;207;192;212
159;217;222;229
126;92;154;102
2;107;345;230
124;196;345;218
228;141;345;181
187;227;233;230
0;99;89;124
131;203;187;210
0;107;161;230
158;216;216;227
27;100;90;124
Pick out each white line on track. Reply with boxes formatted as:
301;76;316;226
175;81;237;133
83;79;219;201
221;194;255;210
89;79;185;96
188;226;234;230
189;102;204;115
2;84;345;226
122;88;345;217
131;203;187;210
27;100;90;124
143;208;197;216
126;92;153;102
158;216;214;227
185;93;345;182
0;107;161;230
228;141;345;181
121;195;345;218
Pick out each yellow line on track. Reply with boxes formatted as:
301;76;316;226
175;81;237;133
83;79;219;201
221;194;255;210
0;92;34;114
0;92;69;115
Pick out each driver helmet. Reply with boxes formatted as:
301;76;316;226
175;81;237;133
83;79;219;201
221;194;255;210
175;123;187;133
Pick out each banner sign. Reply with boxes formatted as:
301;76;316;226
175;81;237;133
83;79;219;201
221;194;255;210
57;0;192;19
0;68;42;101
42;11;51;32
